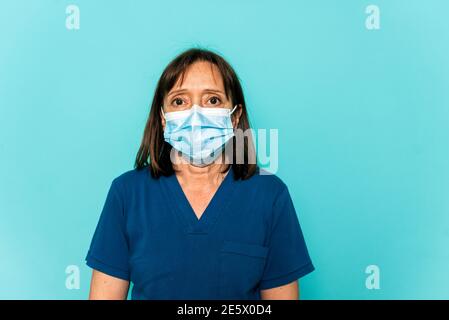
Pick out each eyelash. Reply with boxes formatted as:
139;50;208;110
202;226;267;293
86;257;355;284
171;97;186;106
208;96;221;104
170;95;222;106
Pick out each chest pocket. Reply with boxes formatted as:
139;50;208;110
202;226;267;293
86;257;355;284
219;240;269;299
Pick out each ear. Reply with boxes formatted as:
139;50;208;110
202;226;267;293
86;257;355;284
232;104;243;128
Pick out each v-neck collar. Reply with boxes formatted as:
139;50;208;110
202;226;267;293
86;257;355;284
159;166;235;235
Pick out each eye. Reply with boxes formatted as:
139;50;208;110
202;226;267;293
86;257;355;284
208;96;221;105
171;97;185;107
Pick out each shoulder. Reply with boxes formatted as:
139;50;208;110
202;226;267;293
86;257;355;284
240;167;288;197
112;167;152;183
239;168;297;229
109;166;158;195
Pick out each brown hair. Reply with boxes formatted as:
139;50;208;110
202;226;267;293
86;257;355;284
134;48;257;180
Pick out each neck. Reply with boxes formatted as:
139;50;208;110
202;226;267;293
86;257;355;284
173;154;230;188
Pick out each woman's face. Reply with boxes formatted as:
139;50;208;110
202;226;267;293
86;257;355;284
161;61;242;128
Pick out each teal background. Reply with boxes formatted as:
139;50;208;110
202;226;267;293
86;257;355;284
1;0;448;299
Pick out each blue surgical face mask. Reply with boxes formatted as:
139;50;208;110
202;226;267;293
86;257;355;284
161;104;238;166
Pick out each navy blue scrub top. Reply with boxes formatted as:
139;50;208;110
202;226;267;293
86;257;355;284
85;166;314;300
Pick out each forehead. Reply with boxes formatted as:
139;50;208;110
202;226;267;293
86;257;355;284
171;61;225;91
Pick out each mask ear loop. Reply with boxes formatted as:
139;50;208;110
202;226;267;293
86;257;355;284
229;105;238;115
230;105;239;132
159;106;168;161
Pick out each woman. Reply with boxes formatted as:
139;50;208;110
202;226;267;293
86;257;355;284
86;48;314;300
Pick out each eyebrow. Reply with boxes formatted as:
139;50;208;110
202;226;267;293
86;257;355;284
167;88;226;97
203;89;225;95
167;88;189;97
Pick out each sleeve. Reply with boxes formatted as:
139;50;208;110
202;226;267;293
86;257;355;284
259;184;315;290
85;178;130;281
